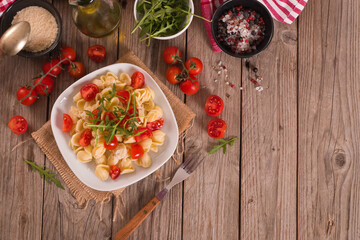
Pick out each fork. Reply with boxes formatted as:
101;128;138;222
114;150;206;240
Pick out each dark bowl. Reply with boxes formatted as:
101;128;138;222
211;0;274;58
0;0;62;58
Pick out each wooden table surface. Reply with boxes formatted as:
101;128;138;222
1;0;359;239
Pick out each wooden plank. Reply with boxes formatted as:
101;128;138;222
240;21;298;239
112;2;185;239
298;0;360;239
182;1;241;239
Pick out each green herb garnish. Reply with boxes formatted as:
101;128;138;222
209;137;238;154
24;160;64;190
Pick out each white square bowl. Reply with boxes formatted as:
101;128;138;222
51;63;179;191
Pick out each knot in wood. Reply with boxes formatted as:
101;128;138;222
335;153;346;167
281;30;297;45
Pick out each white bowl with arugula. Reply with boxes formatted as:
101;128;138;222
133;0;194;44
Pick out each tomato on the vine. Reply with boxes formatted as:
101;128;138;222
146;118;164;131
79;129;92;147
88;45;106;63
80;83;99;101
185;57;203;76
207;118;227;139
116;90;130;104
17;87;37;105
8;116;28;135
104;136;118;150
42;59;62;76
205;95;224;117
166;66;182;84
134;128;153;142
180;75;199;95
109;165;121;179
131;71;145;89
163;46;181;64
68;61;85;79
62;114;73;132
34;76;54;95
130;143;144;159
60;46;76;65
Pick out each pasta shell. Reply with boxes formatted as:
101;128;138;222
94;155;107;165
95;164;110;181
70;132;82;147
77;150;92;163
139;138;152;152
151;130;166;145
92;144;106;159
135;152;152;168
119;73;131;85
118;158;135;174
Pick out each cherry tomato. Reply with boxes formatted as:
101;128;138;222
207;118;227;139
34;76;54;95
68;61;85;79
146;118;164;131
205;95;224;117
80;83;99;101
130;143;144;159
116;90;130;104
185;57;203;76
62;114;73;132
104;136;118;150
166;66;182;84
79;129;92;147
180;75;199;95
88;45;106;63
103;111;117;123
163;46;181;64
8;115;27;135
134;128;153;142
109;165;121;179
17;87;37;105
60;46;76;65
88;109;101;124
131;71;145;89
42;59;62;76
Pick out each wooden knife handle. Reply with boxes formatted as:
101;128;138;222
114;196;161;240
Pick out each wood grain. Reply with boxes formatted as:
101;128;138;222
298;0;360;239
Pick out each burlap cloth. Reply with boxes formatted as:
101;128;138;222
31;51;195;205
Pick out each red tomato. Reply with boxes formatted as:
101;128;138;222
79;129;92;147
180;75;199;95
205;95;224;117
88;109;101;124
116;90;130;104
42;59;62;76
166;66;182;84
34;76;54;95
104;136;118;150
109;165;121;179
68;61;85;79
163;46;181;64
62;114;73;132
146;118;164;131
185;57;203;75
207;118;227;139
88;45;106;63
131;143;144;159
17;87;37;105
103;111;117;123
80;83;99;101
131;71;145;89
134;128;153;142
8;115;28;135
60;46;76;65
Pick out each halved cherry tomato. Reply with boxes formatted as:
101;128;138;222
62;114;73;132
146;118;164;131
116;90;130;104
185;57;203;76
134;127;153;142
60;46;76;65
207;118;227;139
180;75;199;95
130;143;144;159
80;83;99;101
103;111;117;123
79;129;92;147
205;95;224;117
166;66;182;84
88;45;106;63
88;109;101;124
68;61;85;79
109;165;121;179
131;71;145;89
34;76;54;95
163;46;181;64
17;87;37;105
42;59;62;76
104;136;118;150
8;115;27;135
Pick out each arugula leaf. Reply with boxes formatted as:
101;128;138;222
209;137;238;154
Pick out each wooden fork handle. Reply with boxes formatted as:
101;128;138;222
114;196;161;240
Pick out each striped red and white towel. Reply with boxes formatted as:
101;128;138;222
0;0;15;18
201;0;308;52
